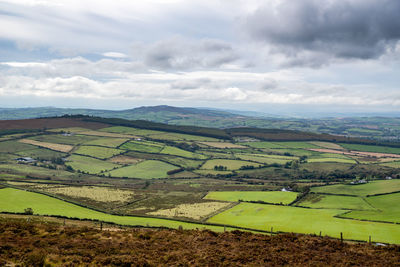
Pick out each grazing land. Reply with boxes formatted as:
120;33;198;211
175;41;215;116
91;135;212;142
341;192;400;223
204;191;298;204
310;180;400;196
1;116;400;246
297;194;374;210
208;202;400;244
105;160;177;179
73;145;124;159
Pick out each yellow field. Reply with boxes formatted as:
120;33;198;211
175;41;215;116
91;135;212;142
19;139;73;152
309;141;344;150
147;202;233;220
44;186;135;203
199;142;247;149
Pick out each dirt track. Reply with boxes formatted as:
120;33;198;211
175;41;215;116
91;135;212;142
0;218;399;266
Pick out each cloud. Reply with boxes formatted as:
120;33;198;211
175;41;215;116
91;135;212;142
244;0;400;65
102;52;128;58
142;37;239;70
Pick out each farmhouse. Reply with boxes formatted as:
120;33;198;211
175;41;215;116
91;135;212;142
15;157;36;163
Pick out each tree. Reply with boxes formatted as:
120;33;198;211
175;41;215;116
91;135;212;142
24;208;34;215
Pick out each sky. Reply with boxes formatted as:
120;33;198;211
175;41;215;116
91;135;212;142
0;0;400;115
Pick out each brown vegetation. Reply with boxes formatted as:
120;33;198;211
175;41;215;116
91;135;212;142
0;218;399;266
0;117;109;130
19;139;73;152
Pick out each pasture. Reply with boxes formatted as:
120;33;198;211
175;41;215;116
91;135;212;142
341;192;400;223
160;146;207;159
84;137;128;148
65;155;120;174
201;159;262;170
106;160;176;179
204;191;298;204
29;134;98;145
121;141;164;153
340;143;400;154
0;188;230;232
297;194;374;210
200;142;247;149
207;202;400;244
73;146;124;159
310;180;400;196
307;158;357;164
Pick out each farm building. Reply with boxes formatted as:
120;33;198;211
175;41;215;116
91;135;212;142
15;157;36;163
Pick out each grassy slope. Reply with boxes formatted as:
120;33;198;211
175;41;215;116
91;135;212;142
0;188;228;231
73;146;124;159
207;202;400;244
297;194;374;210
204;191;298;204
66;155;120;174
201;159;262;170
341;192;400;223
310;180;400;196
106;160;176;179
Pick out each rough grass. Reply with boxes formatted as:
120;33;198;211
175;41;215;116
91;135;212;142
160;146;207;159
19;139;73;153
201;159;262;170
204;191;298;204
341;192;400;223
105;160;177;179
307;158;357;164
234;154;292;165
297;194;374;210
44;186;135;203
199;142;247;149
310;180;400;196
73;145;124;159
0;140;36;153
84;137;129;148
29;134;98;145
380;161;400;168
65;155;121;174
147;202;232;220
79;130;136;138
120;141;164;153
208;202;400;244
16;148;66;161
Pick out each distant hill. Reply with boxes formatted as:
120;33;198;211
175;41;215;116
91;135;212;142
0;105;399;141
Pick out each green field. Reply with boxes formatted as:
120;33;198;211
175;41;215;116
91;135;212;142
29;134;98;145
84;137;128;148
340;143;400;154
106;160;177;179
0;188;230;232
207;202;400;244
297;194;374;210
160;146;207;159
16;148;66;161
66;155;121;174
242;142;286;149
204;191;298;204
121;141;164;153
311;180;400;196
234;154;290;164
0;140;35;153
380;161;400;168
201;159;262;170
341;192;400;223
307;158;357;164
74;145;124;159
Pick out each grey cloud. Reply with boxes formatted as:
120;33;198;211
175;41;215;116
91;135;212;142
245;0;400;63
144;37;239;70
170;78;212;90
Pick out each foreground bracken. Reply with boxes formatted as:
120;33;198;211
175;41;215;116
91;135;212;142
0;218;399;266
